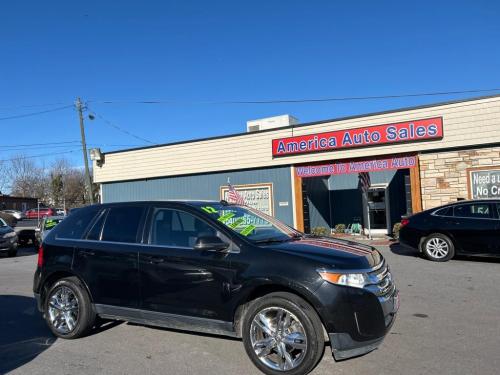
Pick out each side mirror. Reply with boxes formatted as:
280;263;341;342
194;236;230;252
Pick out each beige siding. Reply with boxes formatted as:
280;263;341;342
94;96;500;183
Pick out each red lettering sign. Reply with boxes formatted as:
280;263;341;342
272;117;443;157
296;156;417;178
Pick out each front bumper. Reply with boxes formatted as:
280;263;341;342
329;289;399;360
314;261;399;361
0;238;18;252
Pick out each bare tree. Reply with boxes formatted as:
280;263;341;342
8;155;48;200
6;155;92;208
0;160;9;194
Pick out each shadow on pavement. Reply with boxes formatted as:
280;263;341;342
389;243;420;258
390;242;500;264
0;246;37;259
0;295;56;374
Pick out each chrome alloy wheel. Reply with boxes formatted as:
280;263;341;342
250;307;307;371
47;286;80;334
426;237;449;259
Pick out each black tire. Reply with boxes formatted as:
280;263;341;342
7;249;17;257
242;292;325;375
44;276;95;339
422;233;455;262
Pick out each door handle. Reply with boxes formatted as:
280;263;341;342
79;250;95;257
144;256;165;264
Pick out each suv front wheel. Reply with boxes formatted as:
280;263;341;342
242;292;325;375
44;277;95;339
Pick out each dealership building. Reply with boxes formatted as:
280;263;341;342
92;94;500;235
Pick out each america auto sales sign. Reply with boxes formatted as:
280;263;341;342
272;117;443;157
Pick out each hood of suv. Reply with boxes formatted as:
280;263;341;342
266;236;382;270
0;225;14;236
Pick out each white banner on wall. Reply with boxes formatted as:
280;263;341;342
220;183;274;216
468;167;500;199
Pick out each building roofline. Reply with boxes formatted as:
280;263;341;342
104;93;500;156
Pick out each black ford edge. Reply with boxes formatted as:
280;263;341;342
33;201;398;374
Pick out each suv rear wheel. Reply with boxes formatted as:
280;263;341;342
44;277;95;339
242;292;325;375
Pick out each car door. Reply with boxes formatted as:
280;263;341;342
72;204;147;309
139;205;237;321
448;202;497;255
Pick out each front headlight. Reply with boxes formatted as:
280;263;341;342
318;270;368;289
3;232;17;239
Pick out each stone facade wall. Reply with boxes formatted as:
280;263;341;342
419;146;500;210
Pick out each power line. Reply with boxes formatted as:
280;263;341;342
0;143;141;152
0;105;74;121
0;148;81;163
86;106;156;144
0;141;80;148
0;102;71;111
88;88;500;105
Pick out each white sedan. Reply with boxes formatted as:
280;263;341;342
1;210;23;220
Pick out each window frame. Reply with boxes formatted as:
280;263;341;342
452;202;495;220
98;205;148;244
144;205;234;251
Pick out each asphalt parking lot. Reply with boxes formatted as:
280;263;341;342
1;244;499;375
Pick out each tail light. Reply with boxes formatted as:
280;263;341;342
37;245;44;268
400;218;410;227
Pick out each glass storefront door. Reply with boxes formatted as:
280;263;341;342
367;185;390;230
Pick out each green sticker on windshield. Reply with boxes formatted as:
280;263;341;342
240;225;256;236
229;217;245;229
201;206;218;214
45;220;58;229
218;212;235;223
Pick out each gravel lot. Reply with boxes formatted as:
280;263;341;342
1;244;499;375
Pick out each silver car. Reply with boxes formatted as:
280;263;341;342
2;210;22;220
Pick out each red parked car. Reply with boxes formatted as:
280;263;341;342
24;208;55;219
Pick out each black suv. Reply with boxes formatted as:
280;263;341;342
34;201;398;374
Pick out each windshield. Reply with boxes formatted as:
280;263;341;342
0;218;6;227
44;218;63;231
197;203;301;243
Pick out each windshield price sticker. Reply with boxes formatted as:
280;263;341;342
240;225;256;236
218;212;236;223
201;206;218;214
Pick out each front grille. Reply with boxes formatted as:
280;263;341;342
364;261;396;298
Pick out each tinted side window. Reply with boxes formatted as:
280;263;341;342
434;207;452;216
101;206;145;243
453;204;491;218
150;208;217;248
55;207;100;239
86;210;107;240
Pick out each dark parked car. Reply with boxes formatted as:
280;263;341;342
0;217;18;257
33;201;398;374
399;199;500;262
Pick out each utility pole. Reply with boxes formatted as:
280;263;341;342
75;98;95;204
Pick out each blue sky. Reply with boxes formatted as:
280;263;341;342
1;0;499;168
